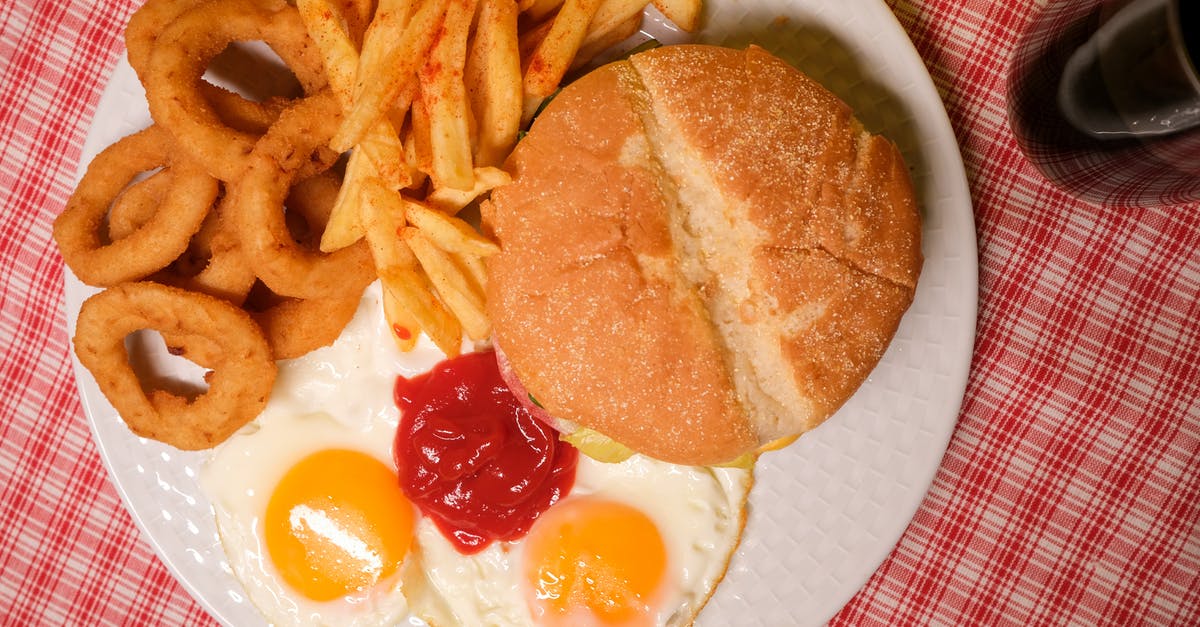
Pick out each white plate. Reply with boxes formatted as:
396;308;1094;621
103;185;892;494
64;0;977;624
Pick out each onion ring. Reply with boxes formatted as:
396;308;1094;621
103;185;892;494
126;0;294;134
73;282;276;450
229;92;377;299
144;0;330;181
105;176;257;305
107;169;173;242
125;0;221;83
161;332;226;370
248;287;363;360
166;193;259;304
53;125;218;287
202;85;289;135
241;172;368;358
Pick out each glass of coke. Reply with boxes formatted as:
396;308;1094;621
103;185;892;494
1007;0;1200;207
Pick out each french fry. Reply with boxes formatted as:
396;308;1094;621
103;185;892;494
403;228;491;340
361;0;416;61
360;179;418;270
401;117;430;190
451;248;488;296
321;149;371;252
518;17;555;72
520;0;565;22
333;0;452;152
465;0;522;168
299;0;411;189
361;180;466;354
419;0;479;191
426;166;511;213
572;11;642;70
404;198;501;256
409;93;435;179
357;0;423;141
359;128;412;189
522;0;604;119
297;0;360;106
583;0;648;46
651;0;700;32
381;266;464;357
382;276;422;351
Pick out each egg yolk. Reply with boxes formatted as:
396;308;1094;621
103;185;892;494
265;449;414;601
523;497;668;626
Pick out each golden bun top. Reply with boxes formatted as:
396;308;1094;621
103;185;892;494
484;44;922;466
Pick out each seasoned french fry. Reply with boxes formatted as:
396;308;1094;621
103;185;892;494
583;0;648;45
652;0;700;32
419;0;479;191
403;228;491;340
333;0;452;152
572;11;642;70
360;128;411;189
452;249;488;296
465;0;522;167
321;149;371;252
400;117;429;190
299;0;411;189
382;283;422;351
518;17;555;71
362;180;465;354
405;198;501;256
520;0;565;21
426;166;511;213
297;0;360;106
361;0;416;61
360;179;418;270
410;93;435;179
381;266;464;357
358;0;423;143
522;0;604;118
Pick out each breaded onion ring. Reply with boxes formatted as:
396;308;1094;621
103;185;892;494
106;176;257;305
53;126;218;287
229;93;376;299
126;0;224;83
241;174;368;358
126;0;374;79
107;169;173;241
73;282;276;450
249;288;363;360
167;193;259;304
125;0;347;136
144;0;330;181
161;332;227;370
125;0;283;130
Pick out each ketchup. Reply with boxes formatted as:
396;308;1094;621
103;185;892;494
393;349;578;554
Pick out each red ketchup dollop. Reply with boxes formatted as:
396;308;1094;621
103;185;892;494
393;349;578;554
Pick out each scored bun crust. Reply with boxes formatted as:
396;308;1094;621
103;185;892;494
484;45;922;466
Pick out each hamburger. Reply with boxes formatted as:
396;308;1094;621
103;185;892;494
483;44;922;466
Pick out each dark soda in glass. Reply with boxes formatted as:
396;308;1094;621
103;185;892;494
1006;0;1200;207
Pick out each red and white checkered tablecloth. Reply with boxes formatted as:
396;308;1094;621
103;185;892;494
2;0;1197;624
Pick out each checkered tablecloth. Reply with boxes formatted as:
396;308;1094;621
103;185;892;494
2;0;1197;624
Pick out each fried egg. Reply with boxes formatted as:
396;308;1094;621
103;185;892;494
199;283;441;625
201;282;752;626
404;455;752;627
202;412;414;625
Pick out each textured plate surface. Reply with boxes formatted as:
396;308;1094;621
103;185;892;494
63;0;977;624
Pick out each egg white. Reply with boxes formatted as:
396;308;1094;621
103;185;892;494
404;454;753;627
